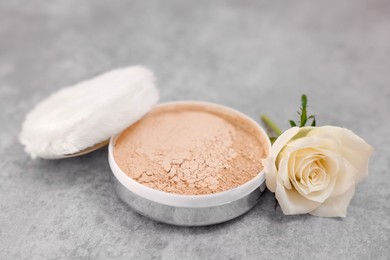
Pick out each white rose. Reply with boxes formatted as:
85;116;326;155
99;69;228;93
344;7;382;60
263;126;373;217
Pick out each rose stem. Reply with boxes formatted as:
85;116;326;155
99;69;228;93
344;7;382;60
260;115;283;137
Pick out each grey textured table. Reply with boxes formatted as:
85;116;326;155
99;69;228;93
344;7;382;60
1;0;389;259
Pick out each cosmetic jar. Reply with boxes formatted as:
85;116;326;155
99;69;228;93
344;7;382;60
108;101;271;226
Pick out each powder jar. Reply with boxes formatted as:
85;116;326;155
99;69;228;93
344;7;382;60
109;101;271;226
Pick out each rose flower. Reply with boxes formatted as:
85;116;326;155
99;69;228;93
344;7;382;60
263;126;373;217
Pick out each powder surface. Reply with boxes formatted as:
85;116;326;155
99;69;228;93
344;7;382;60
114;105;266;195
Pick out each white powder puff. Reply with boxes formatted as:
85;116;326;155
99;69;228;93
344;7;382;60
19;66;159;159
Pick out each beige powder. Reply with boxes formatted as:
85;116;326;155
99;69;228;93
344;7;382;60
113;104;267;195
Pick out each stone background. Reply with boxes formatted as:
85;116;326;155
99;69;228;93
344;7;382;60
1;0;389;259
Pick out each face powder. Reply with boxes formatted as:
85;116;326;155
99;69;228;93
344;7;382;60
113;103;267;195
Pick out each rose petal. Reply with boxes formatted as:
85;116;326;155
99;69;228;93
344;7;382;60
277;154;292;189
270;127;301;161
288;149;334;202
281;141;326;194
309;126;373;183
263;127;301;192
309;186;355;218
329;158;357;197
301;177;336;203
287;135;331;153
263;156;278;192
296;150;321;179
284;147;336;203
266;126;372;218
317;149;340;178
275;182;321;215
287;151;297;186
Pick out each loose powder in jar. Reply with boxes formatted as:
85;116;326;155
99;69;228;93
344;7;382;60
113;104;267;195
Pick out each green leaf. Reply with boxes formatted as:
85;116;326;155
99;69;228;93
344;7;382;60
311;118;316;126
307;115;315;126
301;94;307;107
288;94;317;128
300;94;308;127
289;120;297;127
270;137;277;144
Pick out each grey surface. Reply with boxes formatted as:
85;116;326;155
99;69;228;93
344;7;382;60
1;0;389;259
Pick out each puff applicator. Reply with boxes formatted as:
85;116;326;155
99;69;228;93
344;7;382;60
19;66;159;159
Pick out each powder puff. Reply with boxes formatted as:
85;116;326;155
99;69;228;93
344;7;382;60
20;66;159;159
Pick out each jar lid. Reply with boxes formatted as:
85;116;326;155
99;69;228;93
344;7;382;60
19;66;159;159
